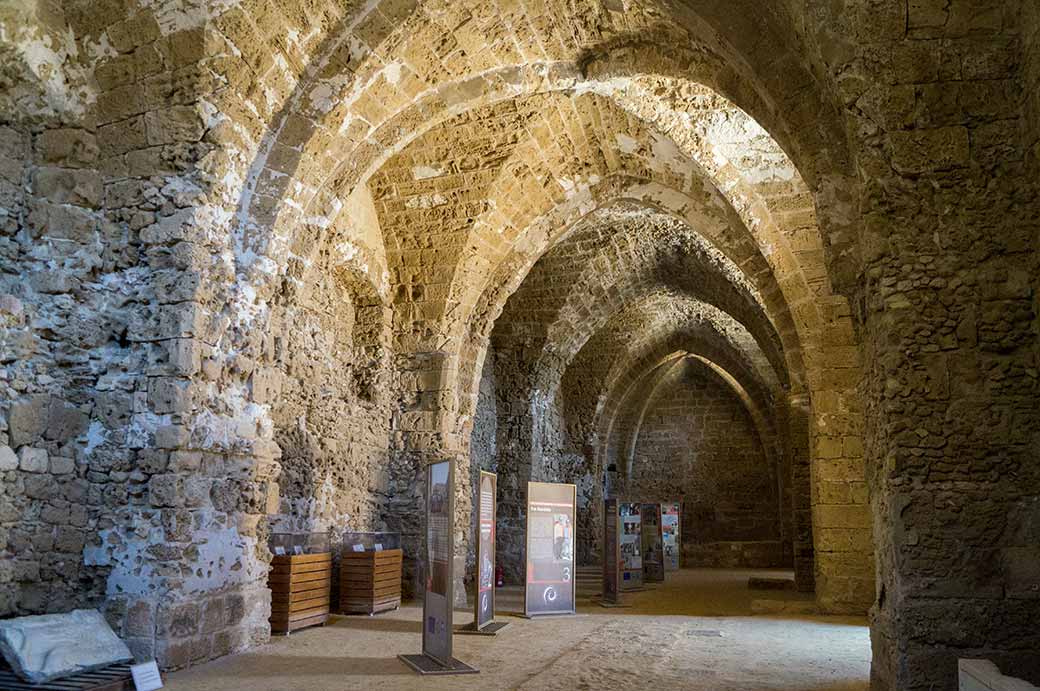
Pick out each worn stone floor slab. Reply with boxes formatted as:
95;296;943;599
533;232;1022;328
164;569;869;691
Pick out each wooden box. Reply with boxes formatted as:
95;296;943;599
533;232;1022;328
339;548;402;614
269;552;332;634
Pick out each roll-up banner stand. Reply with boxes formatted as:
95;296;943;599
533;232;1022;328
399;460;478;675
641;502;665;583
524;482;577;617
457;471;509;635
619;502;644;590
598;497;629;607
662;501;681;571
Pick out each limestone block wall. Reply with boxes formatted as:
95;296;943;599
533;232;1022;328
796;2;1040;686
625;358;783;568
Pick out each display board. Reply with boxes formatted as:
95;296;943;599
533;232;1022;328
525;482;576;616
475;471;496;629
400;459;477;675
602;497;620;604
662;501;681;571
641;503;665;582
424;460;454;663
619;502;643;589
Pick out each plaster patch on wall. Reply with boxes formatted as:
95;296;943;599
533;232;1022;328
405;193;448;209
615;133;639;154
80;421;109;457
412;164;445;180
139;0;241;35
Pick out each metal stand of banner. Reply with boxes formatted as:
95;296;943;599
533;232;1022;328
456;471;510;637
400;459;479;676
455;620;510;635
398;654;479;675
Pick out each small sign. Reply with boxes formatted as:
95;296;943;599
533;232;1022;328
293;545;303;555
130;660;163;691
352;544;365;552
374;543;383;551
273;546;285;556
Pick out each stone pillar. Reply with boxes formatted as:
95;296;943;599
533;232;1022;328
390;351;471;607
786;393;815;592
858;92;1040;691
809;301;874;615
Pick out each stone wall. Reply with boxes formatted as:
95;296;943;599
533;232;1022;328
625;358;782;568
795;1;1040;687
2;1;1037;686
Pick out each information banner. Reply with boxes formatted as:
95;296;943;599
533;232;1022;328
641;503;665;582
602;497;620;603
662;501;681;571
525;482;576;616
619;502;643;589
423;460;454;664
475;471;497;629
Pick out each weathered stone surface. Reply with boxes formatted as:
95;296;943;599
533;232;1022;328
8;395;49;448
0;445;17;471
0;1;1036;687
17;447;48;474
0;609;131;683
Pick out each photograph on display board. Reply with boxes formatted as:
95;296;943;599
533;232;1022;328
641;503;664;582
525;482;576;616
428;465;451;597
661;502;681;571
619;502;643;588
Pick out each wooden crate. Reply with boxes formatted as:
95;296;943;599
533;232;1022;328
269;552;332;634
339;548;402;614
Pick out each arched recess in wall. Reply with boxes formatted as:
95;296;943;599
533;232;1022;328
615;354;783;567
261;203;394;542
480;268;785;580
562;296;786;567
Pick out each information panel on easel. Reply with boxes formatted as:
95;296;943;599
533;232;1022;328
620;502;643;589
602;497;620;604
458;471;508;635
662;501;681;571
525;482;576;616
476;471;497;628
641;502;665;582
398;460;478;675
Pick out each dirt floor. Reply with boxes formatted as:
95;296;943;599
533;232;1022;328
164;568;871;690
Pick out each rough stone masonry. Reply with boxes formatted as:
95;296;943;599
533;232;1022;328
0;1;1037;690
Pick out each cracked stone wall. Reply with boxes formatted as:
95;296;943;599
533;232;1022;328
1;1;1038;688
618;357;783;568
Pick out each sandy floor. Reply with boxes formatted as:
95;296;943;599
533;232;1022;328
164;568;870;691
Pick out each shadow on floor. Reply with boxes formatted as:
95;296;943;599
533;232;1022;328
206;655;412;678
328;616;420;634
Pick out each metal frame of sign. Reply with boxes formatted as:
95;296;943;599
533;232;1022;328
399;459;478;675
457;471;509;635
523;481;577;617
641;502;665;583
662;500;682;571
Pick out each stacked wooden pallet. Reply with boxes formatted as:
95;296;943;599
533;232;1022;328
0;661;133;691
269;552;332;634
340;548;402;614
